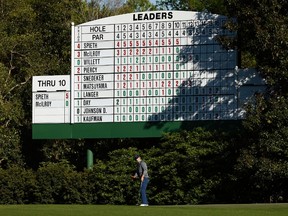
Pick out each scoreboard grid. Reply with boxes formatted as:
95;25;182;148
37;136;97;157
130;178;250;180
73;11;237;124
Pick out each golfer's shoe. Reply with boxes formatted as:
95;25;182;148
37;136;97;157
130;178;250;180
140;204;149;207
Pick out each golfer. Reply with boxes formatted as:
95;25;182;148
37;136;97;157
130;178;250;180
131;154;149;206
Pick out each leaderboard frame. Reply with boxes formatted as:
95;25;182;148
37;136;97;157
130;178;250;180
33;10;242;139
72;11;237;123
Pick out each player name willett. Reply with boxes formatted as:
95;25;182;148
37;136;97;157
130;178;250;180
83;58;100;65
83;57;113;66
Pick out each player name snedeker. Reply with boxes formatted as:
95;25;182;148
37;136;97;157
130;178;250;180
83;116;102;122
133;12;173;21
83;75;104;81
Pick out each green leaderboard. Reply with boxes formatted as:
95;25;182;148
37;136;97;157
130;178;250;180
32;11;264;139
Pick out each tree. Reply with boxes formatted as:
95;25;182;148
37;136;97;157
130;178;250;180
225;0;288;202
156;0;227;15
225;0;288;93
0;0;82;168
77;0;156;23
123;0;156;12
31;0;84;75
0;0;41;167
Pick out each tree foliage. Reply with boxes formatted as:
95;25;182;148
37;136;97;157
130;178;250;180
224;0;288;202
226;0;288;93
0;0;38;167
156;0;227;15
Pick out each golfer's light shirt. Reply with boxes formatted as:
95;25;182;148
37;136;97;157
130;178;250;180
136;161;149;178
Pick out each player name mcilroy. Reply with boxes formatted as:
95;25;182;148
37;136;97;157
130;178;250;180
35;101;52;107
83;51;101;57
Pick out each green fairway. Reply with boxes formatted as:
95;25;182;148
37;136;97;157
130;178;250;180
0;204;287;216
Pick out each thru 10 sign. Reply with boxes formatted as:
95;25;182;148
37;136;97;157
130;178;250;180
32;75;70;124
72;11;237;124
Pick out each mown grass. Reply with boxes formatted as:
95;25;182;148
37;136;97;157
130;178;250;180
0;204;287;216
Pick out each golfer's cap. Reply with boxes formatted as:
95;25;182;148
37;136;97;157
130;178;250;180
134;154;140;160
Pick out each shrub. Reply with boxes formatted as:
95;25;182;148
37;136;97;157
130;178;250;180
0;165;36;204
35;160;90;204
87;147;139;204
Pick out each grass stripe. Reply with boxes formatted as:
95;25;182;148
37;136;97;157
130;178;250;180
0;204;287;216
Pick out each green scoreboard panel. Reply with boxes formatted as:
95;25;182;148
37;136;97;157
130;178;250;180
33;11;239;139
